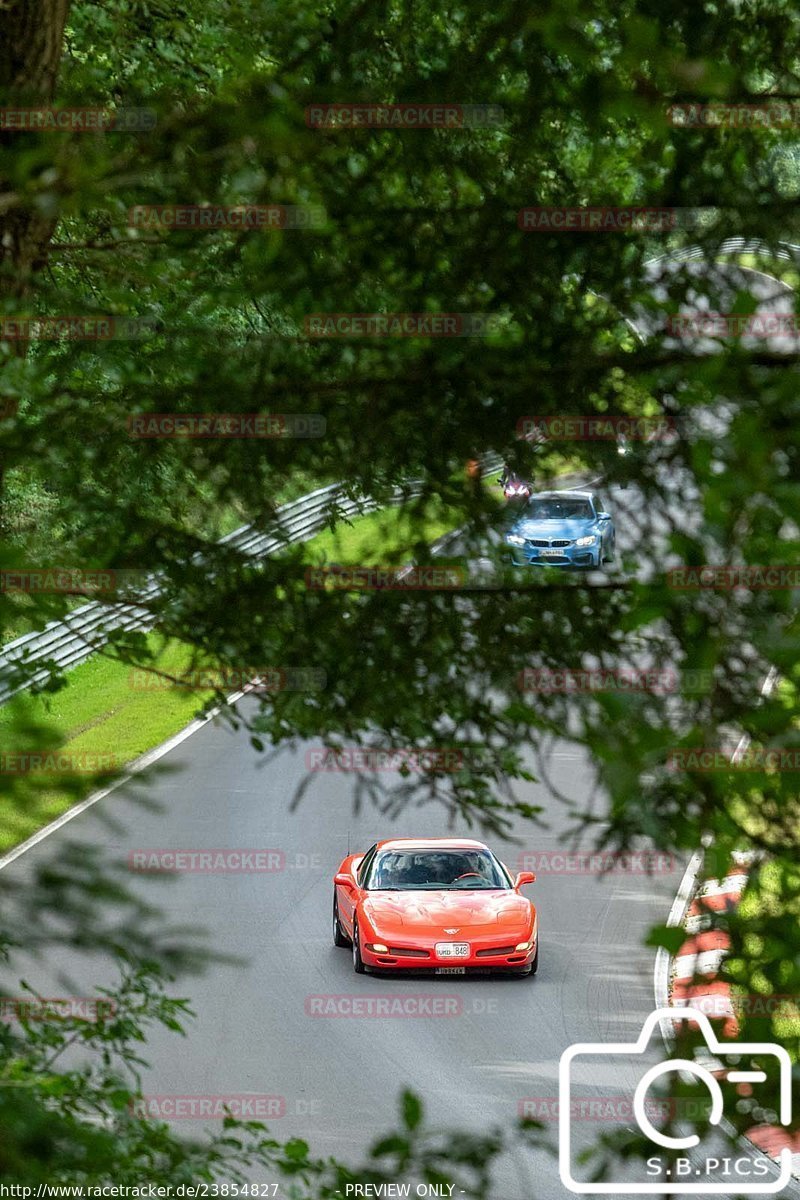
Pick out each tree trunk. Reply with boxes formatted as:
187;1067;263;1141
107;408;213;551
0;1;71;525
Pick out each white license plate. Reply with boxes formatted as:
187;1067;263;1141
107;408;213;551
435;941;469;958
540;548;563;556
436;966;466;975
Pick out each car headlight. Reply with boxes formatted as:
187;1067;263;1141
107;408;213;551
515;939;534;952
367;943;389;954
507;534;526;546
575;535;597;547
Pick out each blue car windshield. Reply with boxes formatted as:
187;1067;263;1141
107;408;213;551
525;497;594;521
365;849;510;891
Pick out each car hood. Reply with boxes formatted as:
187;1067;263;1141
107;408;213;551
362;890;532;934
511;517;597;539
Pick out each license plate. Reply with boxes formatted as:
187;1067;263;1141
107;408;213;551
540;548;563;557
436;966;466;975
435;941;469;958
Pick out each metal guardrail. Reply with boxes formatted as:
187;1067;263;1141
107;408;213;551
645;237;800;267
0;456;503;705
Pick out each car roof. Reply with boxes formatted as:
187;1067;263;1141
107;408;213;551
375;837;489;852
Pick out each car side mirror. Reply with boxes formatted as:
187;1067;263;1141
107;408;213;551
334;872;355;889
514;871;536;887
597;511;611;521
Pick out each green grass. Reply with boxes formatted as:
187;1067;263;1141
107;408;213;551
0;636;215;851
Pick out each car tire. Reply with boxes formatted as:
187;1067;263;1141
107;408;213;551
603;536;615;564
513;944;539;978
333;894;349;947
352;917;366;974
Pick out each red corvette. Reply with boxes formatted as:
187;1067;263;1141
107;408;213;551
332;837;538;977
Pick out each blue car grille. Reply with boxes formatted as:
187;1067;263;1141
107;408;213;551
526;538;572;548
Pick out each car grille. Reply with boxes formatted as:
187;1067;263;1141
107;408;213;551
388;946;430;958
475;945;518;958
526;538;571;548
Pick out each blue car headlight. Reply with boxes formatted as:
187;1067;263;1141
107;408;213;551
575;535;597;547
507;533;526;546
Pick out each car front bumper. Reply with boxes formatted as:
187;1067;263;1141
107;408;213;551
360;937;537;974
509;543;600;568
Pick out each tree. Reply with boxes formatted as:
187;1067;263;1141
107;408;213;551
2;0;800;1185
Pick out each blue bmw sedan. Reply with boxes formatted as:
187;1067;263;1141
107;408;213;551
506;490;615;569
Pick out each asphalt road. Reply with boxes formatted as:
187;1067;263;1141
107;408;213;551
1;595;681;1200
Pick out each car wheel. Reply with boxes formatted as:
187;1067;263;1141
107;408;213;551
333;894;349;947
352;917;366;974
513;943;539;978
603;535;615;564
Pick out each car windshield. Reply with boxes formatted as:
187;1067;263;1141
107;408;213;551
366;849;510;891
524;497;594;521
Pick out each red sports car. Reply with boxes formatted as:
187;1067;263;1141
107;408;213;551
332;837;538;977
